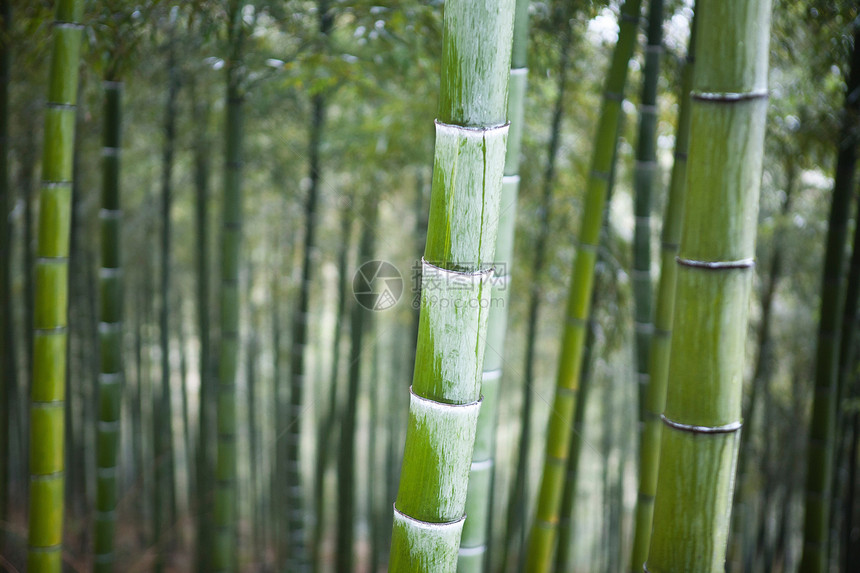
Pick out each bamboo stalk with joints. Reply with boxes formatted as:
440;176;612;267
28;0;84;570
525;0;642;569
629;9;696;571
631;0;664;427
389;0;515;570
457;0;529;570
94;77;124;573
645;0;771;570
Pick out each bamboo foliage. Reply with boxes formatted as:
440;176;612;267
525;0;642;569
646;0;771;570
389;0;514;569
799;19;860;573
457;0;528;571
629;11;696;571
94;78;123;573
28;0;84;570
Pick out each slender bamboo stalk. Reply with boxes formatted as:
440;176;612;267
458;0;528;571
155;21;180;571
190;73;214;573
631;0;664;427
286;4;333;569
389;1;514;570
94;76;123;573
645;0;771;570
0;0;11;559
629;13;696;571
214;3;245;569
525;1;642;568
800;18;860;573
336;198;376;572
27;0;83;569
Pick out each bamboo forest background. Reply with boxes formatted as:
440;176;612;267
0;0;858;572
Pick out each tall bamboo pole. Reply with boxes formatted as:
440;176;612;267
629;12;696;571
0;0;11;559
93;75;123;573
800;18;860;573
214;2;245;569
631;0;664;427
389;0;514;569
27;0;83;569
285;3;332;569
525;1;642;568
458;0;529;571
646;0;771;570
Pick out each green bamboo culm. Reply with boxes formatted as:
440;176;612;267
214;3;245;570
645;0;771;570
628;10;696;571
389;0;515;570
27;0;84;570
524;0;642;569
631;0;664;426
799;18;860;573
456;0;528;571
0;0;11;559
94;78;123;573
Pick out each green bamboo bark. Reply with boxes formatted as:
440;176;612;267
94;77;123;573
631;0;664;426
525;1;641;568
0;0;11;559
458;0;528;571
645;0;771;570
27;0;83;569
389;0;514;570
214;3;244;569
800;19;860;573
629;14;696;571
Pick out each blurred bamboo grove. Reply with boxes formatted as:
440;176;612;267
0;0;859;572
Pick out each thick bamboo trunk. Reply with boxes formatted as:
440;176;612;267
214;4;245;568
646;0;771;571
459;0;529;571
27;0;84;569
389;1;514;570
800;18;860;573
94;76;123;573
525;1;642;568
629;14;696;570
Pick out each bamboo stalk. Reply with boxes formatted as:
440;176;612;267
646;0;771;570
27;0;84;570
800;18;860;573
458;0;529;571
629;11;696;571
0;0;11;559
525;1;642;569
389;1;514;569
94;77;123;573
214;3;245;568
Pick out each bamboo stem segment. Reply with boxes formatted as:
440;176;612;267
94;79;123;573
390;1;514;567
28;1;83;570
646;0;771;571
